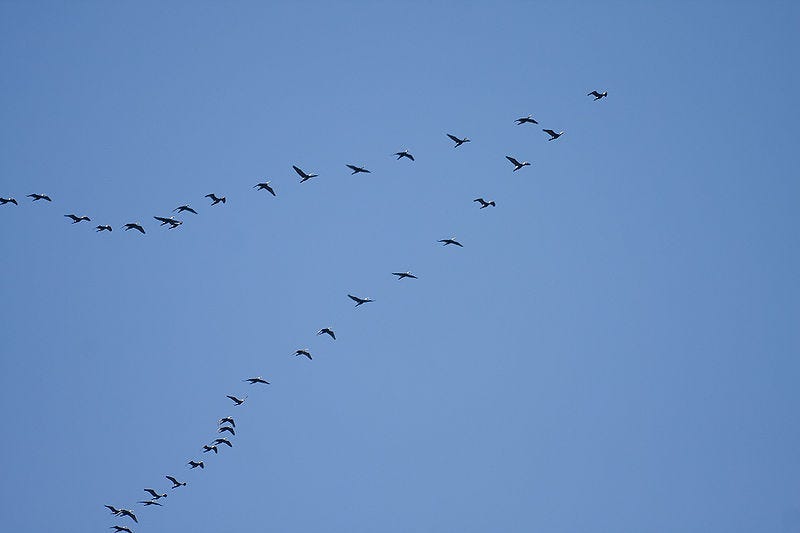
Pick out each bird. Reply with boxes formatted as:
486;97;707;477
506;156;531;171
392;271;417;280
138;500;162;507
205;193;226;205
294;349;312;360
143;488;166;500
110;526;134;533
64;214;90;223
588;90;608;100
1;197;18;205
254;182;276;196
543;129;564;141
346;164;371;175
154;216;182;229
203;444;218;454
173;205;197;214
213;437;233;447
244;376;270;385
105;505;122;515
218;426;235;435
394;149;415;161
188;460;204;469
439;237;463;247
96;225;112;232
515;115;538;125
218;416;235;427
317;327;336;340
293;165;318;182
226;395;246;406
124;222;145;234
28;193;52;202
446;133;470;147
473;198;496;209
166;475;187;488
117;509;138;523
348;294;374;306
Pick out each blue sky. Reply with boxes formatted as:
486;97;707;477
1;2;799;532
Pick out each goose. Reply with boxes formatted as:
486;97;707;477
473;198;495;209
218;417;235;427
244;376;270;385
117;509;138;523
138;500;162;507
124;223;145;234
218;426;235;435
105;505;122;515
28;193;52;202
392;271;417;280
205;193;226;205
394;149;415;161
294;349;312;360
173;205;197;214
348;294;374;306
515;115;538;125
165;475;187;488
317;327;336;339
96;225;112;232
346;164;370;175
439;237;463;247
226;395;246;406
254;182;276;196
588;90;608;100
203;444;218;454
1;197;18;205
543;129;564;141
144;488;166;500
293;165;318;182
188;460;204;469
213;437;233;447
65;214;90;223
446;133;470;147
110;527;133;533
506;156;531;171
154;216;182;229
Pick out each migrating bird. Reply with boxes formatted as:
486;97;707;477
0;197;18;205
394;149;415;161
110;526;134;533
28;193;52;202
254;181;276;196
294;349;312;360
218;416;235;427
515;114;539;125
447;133;470;147
173;205;197;214
439;237;463;247
154;216;182;229
213;437;233;447
203;444;218;454
124;222;145;234
96;225;112;232
473;198;496;209
105;505;123;515
138;500;162;507
346;164;371;175
188;460;204;469
206;193;226;205
392;271;417;280
543;129;565;141
144;488;166;500
317;327;336;340
65;214;90;223
244;376;270;385
117;509;138;523
293;165;318;183
218;425;235;435
348;294;374;306
506;156;531;171
588;90;608;100
226;395;246;406
166;475;187;488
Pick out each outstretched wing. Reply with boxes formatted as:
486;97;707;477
506;156;521;166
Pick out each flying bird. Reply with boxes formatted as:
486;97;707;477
154;216;182;229
28;193;52;202
64;214;90;223
188;460;204;469
105;505;122;515
439;237;463;247
294;349;312;360
317;327;336;340
124;223;145;234
254;182;276;196
394;149;415;161
515;115;538;125
218;417;235;427
203;444;218;454
392;271;417;280
218;426;235;435
166;475;187;488
346;164;371;175
96;225;112;232
205;193;226;205
506;156;531;171
473;198;496;209
117;509;138;523
173;205;197;214
1;197;18;205
244;376;270;385
588;90;608;100
348;294;374;306
138;500;162;507
543;129;564;141
293;165;318;182
144;488;166;500
446;133;470;147
213;437;233;447
110;526;133;533
226;395;246;406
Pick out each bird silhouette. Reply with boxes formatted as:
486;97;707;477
110;526;133;533
294;349;312;360
124;223;145;234
117;509;138;523
439;237;463;247
446;133;470;147
205;193;226;205
218;416;235;427
138;500;162;507
506;156;531;171
226;395;246;406
543;129;564;141
394;149;415;161
515;115;538;125
213;437;233;447
218;426;235;435
166;475;186;488
1;197;18;205
244;376;270;385
473;198;496;209
317;327;336;340
65;214;90;223
293;165;318;182
188;460;204;469
254;182;276;196
392;271;417;280
203;444;218;454
346;164;371;175
154;216;182;229
96;225;112;232
348;294;374;306
144;488;166;500
173;205;197;214
28;193;52;202
105;505;122;515
588;90;608;100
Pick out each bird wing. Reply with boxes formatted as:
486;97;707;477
136;225;145;234
506;156;520;166
543;129;556;136
446;133;460;143
154;216;169;223
292;165;308;178
348;294;361;303
346;164;357;171
166;475;179;484
205;194;215;199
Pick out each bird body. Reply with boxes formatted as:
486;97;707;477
154;216;182;229
392;271;417;280
110;527;133;533
447;133;470;147
588;90;608;100
65;214;90;223
173;205;197;214
346;164;371;174
439;237;463;247
244;376;270;385
293;165;318;182
506;156;531;171
188;460;204;469
166;475;187;488
317;327;336;339
474;198;496;209
203;444;218;454
348;294;374;306
295;349;312;360
124;223;145;234
96;225;112;232
118;509;138;523
28;193;52;202
395;149;415;161
226;395;246;406
1;197;18;205
205;193;226;205
218;416;235;427
213;437;233;447
218;425;235;435
515;115;538;125
138;500;162;506
254;182;276;196
543;129;564;141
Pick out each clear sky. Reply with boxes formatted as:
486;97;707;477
1;2;799;532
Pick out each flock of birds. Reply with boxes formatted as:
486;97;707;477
4;90;607;532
